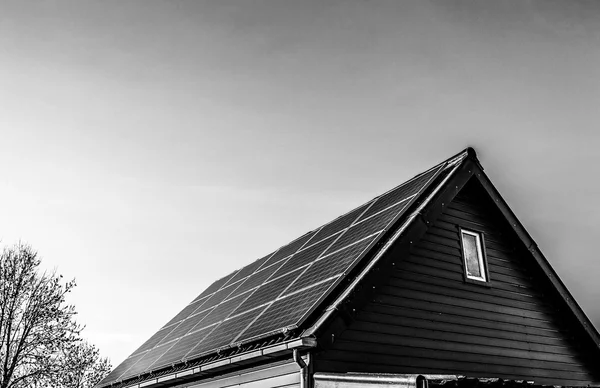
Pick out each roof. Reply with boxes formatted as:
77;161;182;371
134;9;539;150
99;149;468;388
98;148;600;388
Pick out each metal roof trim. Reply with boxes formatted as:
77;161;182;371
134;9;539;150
106;337;317;388
314;372;427;388
315;373;600;388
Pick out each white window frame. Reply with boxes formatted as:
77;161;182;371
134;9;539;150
460;229;488;283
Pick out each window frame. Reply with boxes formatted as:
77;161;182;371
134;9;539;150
458;227;491;286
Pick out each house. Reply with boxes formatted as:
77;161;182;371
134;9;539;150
97;148;600;388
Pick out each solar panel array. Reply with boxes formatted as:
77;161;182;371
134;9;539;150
99;162;451;387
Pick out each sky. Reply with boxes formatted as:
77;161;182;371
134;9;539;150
1;0;600;367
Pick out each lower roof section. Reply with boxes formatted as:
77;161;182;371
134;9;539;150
107;337;316;388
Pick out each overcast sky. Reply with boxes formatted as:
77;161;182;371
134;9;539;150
1;0;599;366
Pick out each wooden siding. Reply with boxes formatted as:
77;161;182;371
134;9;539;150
314;179;600;385
186;360;300;388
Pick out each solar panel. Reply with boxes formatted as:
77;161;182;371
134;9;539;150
191;270;238;304
101;154;459;388
124;342;173;378
192;293;247;330
235;278;337;343
162;296;209;329
271;235;336;278
150;326;213;368
260;230;317;269
196;283;239;313
129;326;173;357
325;202;407;254
155;307;214;346
284;235;377;296
357;165;441;221
309;201;372;243
225;252;274;286
98;352;145;385
188;308;266;358
230;263;283;295
233;270;301;315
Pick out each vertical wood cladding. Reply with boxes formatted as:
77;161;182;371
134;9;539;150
314;179;600;385
187;360;300;388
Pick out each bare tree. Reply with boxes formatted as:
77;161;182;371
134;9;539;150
0;243;111;388
50;340;111;388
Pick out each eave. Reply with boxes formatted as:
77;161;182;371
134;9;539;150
106;337;316;388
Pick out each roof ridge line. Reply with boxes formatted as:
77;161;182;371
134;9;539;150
302;153;467;337
363;148;468;204
182;149;472;310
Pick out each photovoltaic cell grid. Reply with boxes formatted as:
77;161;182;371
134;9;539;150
129;327;171;356
261;231;317;269
156;307;214;347
161;297;206;329
309;202;370;243
100;353;145;385
357;167;438;221
187;308;265;360
154;326;213;367
271;235;337;278
192;271;237;303
326;201;409;254
230;263;283;296
284;235;377;296
236;279;338;342
226;252;272;285
235;270;301;313
100;162;449;386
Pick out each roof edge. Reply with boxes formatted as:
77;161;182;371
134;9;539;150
101;337;317;388
470;163;600;352
303;149;471;337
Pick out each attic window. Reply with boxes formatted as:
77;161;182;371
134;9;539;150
459;228;489;283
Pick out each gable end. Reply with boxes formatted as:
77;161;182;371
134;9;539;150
312;158;600;385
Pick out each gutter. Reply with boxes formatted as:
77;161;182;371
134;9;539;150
108;337;317;388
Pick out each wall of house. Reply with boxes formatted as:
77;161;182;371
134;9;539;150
187;360;300;388
313;178;599;386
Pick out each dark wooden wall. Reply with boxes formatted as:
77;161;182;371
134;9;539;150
314;178;600;385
